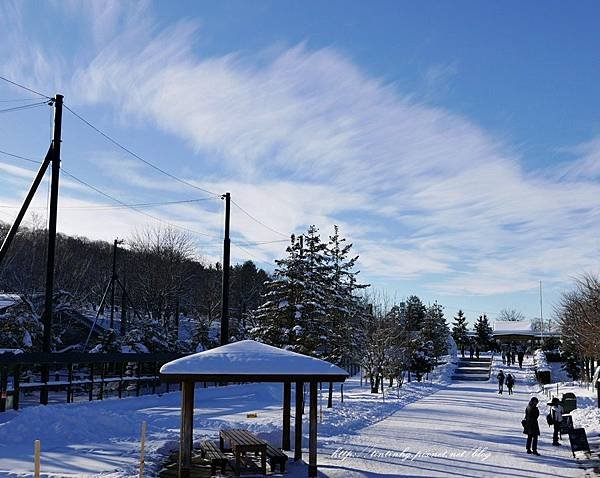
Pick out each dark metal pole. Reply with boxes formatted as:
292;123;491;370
41;94;63;405
109;239;123;329
220;192;231;346
0;147;51;266
120;276;127;336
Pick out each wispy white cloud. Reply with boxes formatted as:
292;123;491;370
2;3;600;298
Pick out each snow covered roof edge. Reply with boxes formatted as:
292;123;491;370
160;339;349;378
492;321;534;335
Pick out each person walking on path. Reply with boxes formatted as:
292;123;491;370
501;349;506;365
506;373;515;395
549;397;563;446
517;344;525;369
511;342;517;365
469;342;474;359
497;370;505;394
523;397;541;455
475;344;480;359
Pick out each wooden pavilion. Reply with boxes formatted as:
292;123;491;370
159;340;348;478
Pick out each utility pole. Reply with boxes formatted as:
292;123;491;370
220;192;231;346
539;280;544;341
41;94;63;405
109;238;124;329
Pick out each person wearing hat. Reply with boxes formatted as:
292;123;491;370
549;397;563;446
523;397;541;455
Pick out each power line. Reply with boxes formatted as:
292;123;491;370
61;168;221;240
233;239;289;246
1;149;289;246
231;199;289;238
0;101;49;114
231;240;274;268
0;97;43;103
0;197;217;211
63;104;221;198
0;76;52;99
0;149;42;164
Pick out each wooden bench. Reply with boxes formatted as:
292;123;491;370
220;429;267;476
200;440;228;475
265;442;288;473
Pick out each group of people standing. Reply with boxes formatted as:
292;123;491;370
501;341;527;369
496;370;515;395
522;396;564;455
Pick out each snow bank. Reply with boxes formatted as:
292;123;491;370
533;349;550;372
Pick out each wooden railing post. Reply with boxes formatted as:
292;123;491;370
118;362;124;399
13;365;20;410
0;366;7;412
89;363;94;401
67;363;73;403
136;362;141;397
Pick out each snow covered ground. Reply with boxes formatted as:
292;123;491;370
0;358;455;477
0;354;597;477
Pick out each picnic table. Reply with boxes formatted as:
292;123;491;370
220;428;267;476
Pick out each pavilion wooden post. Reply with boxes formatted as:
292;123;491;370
308;381;318;478
179;381;195;478
283;381;291;450
294;381;303;461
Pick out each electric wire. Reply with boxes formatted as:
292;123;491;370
230;199;289;238
60;168;221;240
0;76;52;99
0;101;49;114
63;104;221;198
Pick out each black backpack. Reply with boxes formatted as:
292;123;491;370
546;411;554;426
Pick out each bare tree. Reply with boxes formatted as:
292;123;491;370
498;308;526;322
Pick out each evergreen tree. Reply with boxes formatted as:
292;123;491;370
452;310;469;355
323;225;368;365
422;302;449;359
474;314;493;350
250;235;305;349
293;225;331;356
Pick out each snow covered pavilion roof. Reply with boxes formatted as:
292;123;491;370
160;339;349;383
492;321;535;337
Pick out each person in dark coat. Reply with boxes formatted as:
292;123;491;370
506;373;515;395
517;343;525;369
469;342;474;359
497;370;505;394
475;344;480;359
523;397;541;455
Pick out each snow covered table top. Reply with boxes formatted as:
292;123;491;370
160;340;349;382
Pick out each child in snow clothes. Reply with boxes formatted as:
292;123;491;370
523;397;541;455
549;397;563;446
497;370;505;394
506;373;515;395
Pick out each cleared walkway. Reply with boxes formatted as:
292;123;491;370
313;357;585;478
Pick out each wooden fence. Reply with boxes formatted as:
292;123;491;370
0;351;182;412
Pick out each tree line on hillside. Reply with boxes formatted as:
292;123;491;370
0;220;453;383
0;221;268;352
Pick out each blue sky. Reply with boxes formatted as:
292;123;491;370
1;0;599;325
